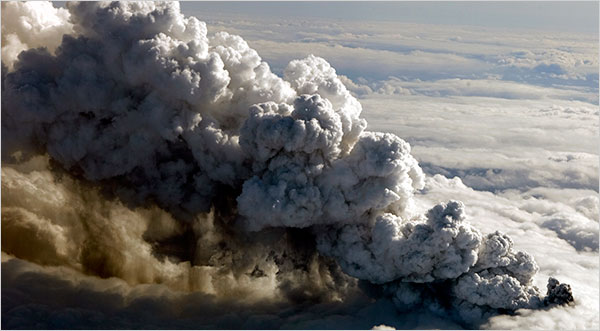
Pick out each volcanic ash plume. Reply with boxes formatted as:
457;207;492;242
1;1;573;328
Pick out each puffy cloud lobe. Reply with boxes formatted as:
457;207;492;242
1;1;574;328
237;95;345;230
238;127;425;230
240;95;343;166
315;201;481;284
453;272;542;310
544;277;574;306
325;132;425;220
285;55;367;154
1;1;73;70
453;232;541;310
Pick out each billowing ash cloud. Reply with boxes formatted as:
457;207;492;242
1;1;574;328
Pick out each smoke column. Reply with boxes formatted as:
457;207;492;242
1;1;573;328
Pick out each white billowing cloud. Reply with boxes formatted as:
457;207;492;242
453;231;541;310
1;1;590;330
1;1;73;69
238;120;425;231
285;55;367;153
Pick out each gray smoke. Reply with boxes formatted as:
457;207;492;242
1;1;573;329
